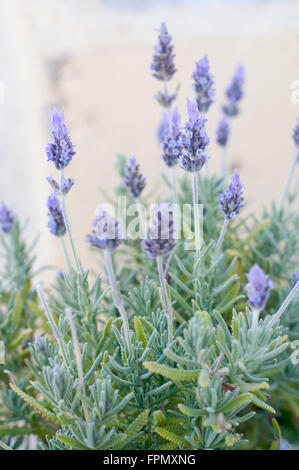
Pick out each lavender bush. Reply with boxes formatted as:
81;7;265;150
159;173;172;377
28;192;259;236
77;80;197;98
0;23;299;452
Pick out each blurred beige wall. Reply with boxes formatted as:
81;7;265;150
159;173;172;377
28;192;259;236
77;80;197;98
0;0;299;280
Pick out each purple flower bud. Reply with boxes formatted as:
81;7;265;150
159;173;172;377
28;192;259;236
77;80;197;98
150;23;176;82
47;175;75;195
245;264;275;311
293;117;299;150
0;201;16;233
216;117;230;147
192;54;215;113
292;268;299;287
86;207;122;252
161;107;183;168
222;65;245;117
47;192;66;237
143;202;176;258
61;176;75;195
180;99;209;173
219;169;244;219
123;156;146;199
46;109;76;170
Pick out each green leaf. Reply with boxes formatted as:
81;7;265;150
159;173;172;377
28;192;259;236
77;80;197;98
143;362;200;381
56;433;91;450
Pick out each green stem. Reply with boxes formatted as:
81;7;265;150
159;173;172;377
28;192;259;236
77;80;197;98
191;172;201;258
270;281;299;325
60;236;72;272
104;250;131;354
60;171;82;275
171;166;178;205
216;218;229;253
157;255;173;342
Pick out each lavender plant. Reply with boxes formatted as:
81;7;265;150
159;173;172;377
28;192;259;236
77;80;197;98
1;23;299;452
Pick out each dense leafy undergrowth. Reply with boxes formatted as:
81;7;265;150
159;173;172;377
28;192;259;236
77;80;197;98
0;23;299;451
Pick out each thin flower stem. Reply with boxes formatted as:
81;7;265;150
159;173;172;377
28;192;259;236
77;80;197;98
65;307;89;420
216;218;229;253
35;283;68;365
60;236;72;272
171;166;178;205
281;149;298;209
60;171;82;275
135;198;147;240
221;145;227;181
104;250;131;354
251;308;261;329
191;172;201;258
270;281;299;325
157;255;173;342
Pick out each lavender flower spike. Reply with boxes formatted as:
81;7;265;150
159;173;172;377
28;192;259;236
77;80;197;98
123;156;147;199
293;117;299;149
192;54;215;113
47;192;66;237
219;169;244;220
46;108;76;170
86;207;122;252
246;264;275;322
216;117;230;147
222;65;245;117
161;107;183;168
180;99;210;173
150;22;176;82
143;202;176;258
0;201;16;233
292;268;299;288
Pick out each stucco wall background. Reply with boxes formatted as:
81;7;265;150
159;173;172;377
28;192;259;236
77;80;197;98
0;0;298;280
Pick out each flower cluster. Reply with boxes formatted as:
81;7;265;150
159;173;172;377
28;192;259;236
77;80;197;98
222;65;245;117
0;201;16;233
144;202;176;258
123;157;147;199
86;207;122;252
181;99;210;173
160;107;183;168
150;22;176;82
245;264;275;311
47;192;66;237
219;169;244;219
216;117;230;147
46;109;76;170
192;54;215;113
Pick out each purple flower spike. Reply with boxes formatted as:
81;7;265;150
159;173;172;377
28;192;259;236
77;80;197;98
180;99;210;173
293;117;299;150
216;117;230;147
86;207;122;252
143;202;176;258
292;268;299;287
192;54;215;113
0;201;16;233
46;108;76;170
150;22;176;82
123;157;147;199
47;192;66;237
245;264;275;312
222;65;245;117
157;112;169;143
161;107;183;168
219;169;244;219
